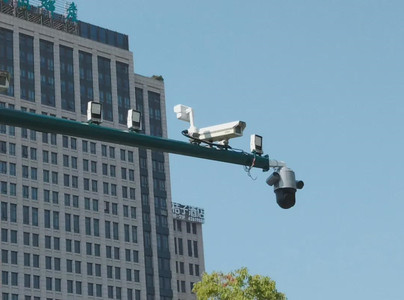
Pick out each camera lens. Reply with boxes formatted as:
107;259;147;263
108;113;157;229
275;188;296;209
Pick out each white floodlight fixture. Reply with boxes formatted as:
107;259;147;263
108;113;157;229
127;109;142;132
0;71;10;92
250;134;263;155
173;104;198;136
87;101;102;124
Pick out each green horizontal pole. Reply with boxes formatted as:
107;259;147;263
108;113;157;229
0;108;270;171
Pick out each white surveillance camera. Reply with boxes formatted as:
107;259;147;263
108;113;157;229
87;101;102;124
127;109;142;131
0;71;10;92
174;104;198;136
198;121;246;145
173;104;246;145
250;134;263;155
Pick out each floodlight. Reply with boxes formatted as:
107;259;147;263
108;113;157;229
87;101;102;124
127;109;142;131
0;71;10;92
250;134;263;155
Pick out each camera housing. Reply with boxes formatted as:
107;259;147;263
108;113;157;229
266;167;304;209
174;104;198;136
174;104;246;145
197;121;246;145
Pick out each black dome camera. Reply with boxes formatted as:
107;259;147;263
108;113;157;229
266;167;304;209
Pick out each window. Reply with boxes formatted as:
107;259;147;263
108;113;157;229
44;210;51;228
113;222;119;240
63;136;69;147
45;235;51;249
43;150;49;162
95;264;101;276
115;267;121;280
71;138;77;149
74;215;80;233
86;243;92;255
90;142;96;154
11;272;18;286
51;152;57;164
33;275;40;288
83;159;89;171
87;262;93;275
110;165;116;177
66;239;72;252
33;255;39;267
124;225;130;242
72;156;77;168
112;203;118;215
84;197;90;209
194;240;199;258
10;251;17;264
95;244;101;257
91;161;97;173
109;146;115;158
24;274;31;288
54;237;60;250
107;265;113;278
134;270;140;282
32;234;39;246
63;154;69;167
75;240;81;253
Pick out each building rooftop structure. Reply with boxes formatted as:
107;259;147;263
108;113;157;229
0;0;128;50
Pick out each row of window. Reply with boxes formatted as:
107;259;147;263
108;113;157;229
1;158;135;183
1;244;139;265
1;218;138;244
174;238;199;258
177;280;195;294
0;180;136;200
1;271;140;299
0;129;134;166
175;261;201;277
2;200;138;225
174;219;199;234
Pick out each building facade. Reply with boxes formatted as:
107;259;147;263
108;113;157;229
0;2;205;299
172;202;205;300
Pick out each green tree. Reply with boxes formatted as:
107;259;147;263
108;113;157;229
193;267;286;300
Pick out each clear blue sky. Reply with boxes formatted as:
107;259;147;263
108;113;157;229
75;1;404;299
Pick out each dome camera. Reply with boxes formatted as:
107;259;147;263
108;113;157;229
266;167;304;209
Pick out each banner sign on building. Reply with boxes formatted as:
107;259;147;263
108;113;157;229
2;0;77;21
172;202;205;224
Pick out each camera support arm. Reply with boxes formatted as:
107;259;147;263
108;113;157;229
0;108;271;171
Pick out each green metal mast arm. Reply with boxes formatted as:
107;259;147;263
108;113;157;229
0;108;270;171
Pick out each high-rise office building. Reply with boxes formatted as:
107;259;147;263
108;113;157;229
172;202;205;300
0;2;205;299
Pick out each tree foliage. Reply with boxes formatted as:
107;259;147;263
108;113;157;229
193;267;286;300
